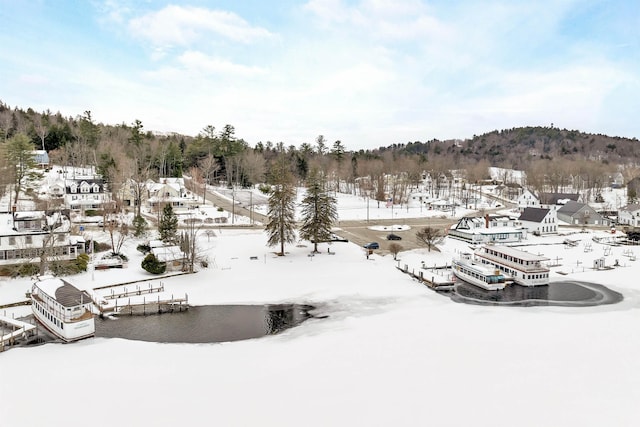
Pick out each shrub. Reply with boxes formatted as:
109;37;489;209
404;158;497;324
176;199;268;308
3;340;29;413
108;252;128;262
137;243;151;254
17;263;39;277
258;184;272;194
75;254;90;271
141;253;166;274
97;242;112;252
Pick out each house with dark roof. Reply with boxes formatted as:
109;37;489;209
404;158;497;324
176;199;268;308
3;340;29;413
618;203;640;227
557;201;609;226
539;192;580;207
447;215;527;244
518;207;557;235
64;178;111;212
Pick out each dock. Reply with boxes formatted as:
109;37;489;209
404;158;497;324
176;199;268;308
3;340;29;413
92;282;189;315
396;262;455;291
0;314;37;352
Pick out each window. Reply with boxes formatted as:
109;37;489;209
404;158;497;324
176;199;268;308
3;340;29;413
25;236;32;244
9;237;15;245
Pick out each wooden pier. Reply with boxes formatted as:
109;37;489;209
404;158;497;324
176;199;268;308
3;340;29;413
110;294;189;316
0;314;37;352
396;262;455;291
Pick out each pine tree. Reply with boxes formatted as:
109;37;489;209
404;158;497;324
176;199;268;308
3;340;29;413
299;169;338;253
265;151;297;256
3;133;38;204
142;253;166;274
158;204;178;244
133;215;147;237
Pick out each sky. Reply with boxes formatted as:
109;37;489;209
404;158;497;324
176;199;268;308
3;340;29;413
1;0;639;150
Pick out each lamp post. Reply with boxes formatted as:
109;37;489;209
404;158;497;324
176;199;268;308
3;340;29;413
366;196;370;223
249;191;253;225
232;189;235;225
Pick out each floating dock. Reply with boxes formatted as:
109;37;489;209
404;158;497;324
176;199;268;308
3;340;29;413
92;282;189;315
0;314;37;352
396;262;455;291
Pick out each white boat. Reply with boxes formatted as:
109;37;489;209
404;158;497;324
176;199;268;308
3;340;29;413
31;276;95;342
452;253;507;290
474;245;550;287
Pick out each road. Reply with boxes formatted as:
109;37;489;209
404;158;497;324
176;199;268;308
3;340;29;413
204;187;270;225
204;188;457;254
205;187;460;253
335;217;456;254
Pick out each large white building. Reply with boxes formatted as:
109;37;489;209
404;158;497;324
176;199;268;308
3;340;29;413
0;211;83;267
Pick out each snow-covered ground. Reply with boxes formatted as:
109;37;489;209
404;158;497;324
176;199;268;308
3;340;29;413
1;193;639;427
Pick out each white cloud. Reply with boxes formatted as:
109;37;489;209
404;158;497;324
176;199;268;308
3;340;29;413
94;0;133;24
128;5;274;48
177;51;267;76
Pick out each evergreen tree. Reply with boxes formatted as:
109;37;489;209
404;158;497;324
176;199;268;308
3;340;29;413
265;153;297;256
142;253;166;274
3;133;38;204
299;169;338;253
133;215;147;237
158;204;178;243
628;186;638;204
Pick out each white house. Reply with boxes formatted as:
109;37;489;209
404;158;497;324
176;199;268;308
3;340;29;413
147;178;199;211
0;211;83;267
64;178;110;212
618;204;640;227
517;189;540;211
447;215;527;244
518;207;558;235
48;179;65;198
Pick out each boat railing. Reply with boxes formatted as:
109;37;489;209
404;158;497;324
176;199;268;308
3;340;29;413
32;293;93;323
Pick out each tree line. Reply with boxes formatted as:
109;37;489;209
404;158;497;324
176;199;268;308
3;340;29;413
2;101;639;209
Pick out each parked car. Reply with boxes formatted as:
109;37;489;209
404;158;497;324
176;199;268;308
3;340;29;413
386;233;402;241
363;242;380;250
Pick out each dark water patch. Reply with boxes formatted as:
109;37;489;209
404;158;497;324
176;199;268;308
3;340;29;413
95;304;316;343
448;281;623;307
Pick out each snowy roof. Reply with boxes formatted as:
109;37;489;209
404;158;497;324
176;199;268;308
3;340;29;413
620;203;640;213
151;245;184;262
479;244;549;261
539;192;579;205
13;211;45;220
33;277;91;308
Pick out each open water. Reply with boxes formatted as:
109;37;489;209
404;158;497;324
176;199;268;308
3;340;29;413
95;304;316;343
449;280;623;307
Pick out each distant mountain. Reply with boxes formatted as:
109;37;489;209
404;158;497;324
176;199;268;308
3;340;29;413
381;126;639;169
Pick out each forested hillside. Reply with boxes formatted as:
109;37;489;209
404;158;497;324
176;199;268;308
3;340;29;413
391;126;640;168
1;100;639;205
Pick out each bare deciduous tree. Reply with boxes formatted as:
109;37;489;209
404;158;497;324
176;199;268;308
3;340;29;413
416;226;444;252
388;243;403;260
